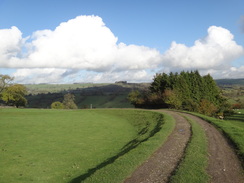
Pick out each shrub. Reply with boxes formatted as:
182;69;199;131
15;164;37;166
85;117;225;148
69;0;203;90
51;101;64;109
198;99;217;117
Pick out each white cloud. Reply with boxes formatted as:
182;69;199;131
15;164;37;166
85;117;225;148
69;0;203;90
1;15;160;72
82;70;152;83
12;68;69;84
0;15;243;83
0;26;23;64
161;26;244;70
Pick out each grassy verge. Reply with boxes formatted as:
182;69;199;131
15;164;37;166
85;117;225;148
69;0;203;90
189;109;244;163
79;110;175;183
0;109;175;183
170;115;209;183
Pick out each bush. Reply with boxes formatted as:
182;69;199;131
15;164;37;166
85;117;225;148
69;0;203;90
51;101;64;109
198;99;217;117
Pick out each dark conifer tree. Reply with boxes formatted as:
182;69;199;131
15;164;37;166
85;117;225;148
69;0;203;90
128;70;230;116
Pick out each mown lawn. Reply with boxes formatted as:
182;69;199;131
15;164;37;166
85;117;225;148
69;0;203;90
0;108;174;183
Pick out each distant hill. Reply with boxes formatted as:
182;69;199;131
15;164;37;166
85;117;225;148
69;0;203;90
24;79;243;109
215;78;244;86
25;83;149;109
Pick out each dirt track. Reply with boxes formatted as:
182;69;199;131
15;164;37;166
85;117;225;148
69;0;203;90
124;110;244;183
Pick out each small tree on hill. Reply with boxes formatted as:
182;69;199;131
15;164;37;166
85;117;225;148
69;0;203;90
63;93;78;109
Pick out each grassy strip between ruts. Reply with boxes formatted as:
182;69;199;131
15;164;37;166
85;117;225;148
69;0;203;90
189;110;244;164
170;115;209;183
80;110;175;183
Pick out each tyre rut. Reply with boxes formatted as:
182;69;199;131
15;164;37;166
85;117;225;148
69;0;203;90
124;110;191;183
181;113;244;183
124;110;243;183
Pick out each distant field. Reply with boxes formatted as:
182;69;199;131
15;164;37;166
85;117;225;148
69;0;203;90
0;108;174;183
24;83;149;95
25;83;108;94
24;83;149;108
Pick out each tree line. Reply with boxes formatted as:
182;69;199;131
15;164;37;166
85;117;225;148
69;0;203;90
128;71;230;117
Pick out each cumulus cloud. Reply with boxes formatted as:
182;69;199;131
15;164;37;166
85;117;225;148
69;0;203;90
0;15;243;83
12;68;69;84
0;26;23;63
161;26;244;70
1;15;160;71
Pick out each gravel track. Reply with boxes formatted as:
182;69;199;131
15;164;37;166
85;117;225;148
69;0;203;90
124;111;191;183
124;110;244;183
182;113;243;183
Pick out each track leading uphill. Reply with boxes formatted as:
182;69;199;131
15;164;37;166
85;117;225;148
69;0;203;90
124;110;244;183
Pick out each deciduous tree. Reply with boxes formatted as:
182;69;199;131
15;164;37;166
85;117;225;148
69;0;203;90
1;84;27;107
0;74;14;93
63;93;78;109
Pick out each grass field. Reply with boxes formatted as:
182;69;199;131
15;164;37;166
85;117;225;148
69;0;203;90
0;108;174;183
25;83;108;94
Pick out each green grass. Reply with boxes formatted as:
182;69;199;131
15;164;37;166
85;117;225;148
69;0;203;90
76;95;133;108
190;109;244;162
81;110;175;183
170;115;209;183
25;83;108;94
0;108;175;183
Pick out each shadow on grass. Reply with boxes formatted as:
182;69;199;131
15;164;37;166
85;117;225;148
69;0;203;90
69;115;163;183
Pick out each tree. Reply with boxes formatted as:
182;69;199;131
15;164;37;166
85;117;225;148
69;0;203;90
51;101;64;109
130;70;230;116
163;89;182;109
150;73;170;93
202;74;221;106
0;74;14;94
63;93;78;109
198;99;217;116
1;84;27;107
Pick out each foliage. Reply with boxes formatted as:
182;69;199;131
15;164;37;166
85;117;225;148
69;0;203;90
128;71;228;116
0;74;14;93
198;99;218;116
163;89;182;109
51;101;64;109
1;84;27;107
63;93;78;109
127;90;143;107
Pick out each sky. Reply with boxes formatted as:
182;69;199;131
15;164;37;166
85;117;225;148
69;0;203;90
0;0;244;84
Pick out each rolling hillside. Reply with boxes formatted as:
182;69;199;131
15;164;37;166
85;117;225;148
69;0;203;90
24;78;244;109
25;83;149;108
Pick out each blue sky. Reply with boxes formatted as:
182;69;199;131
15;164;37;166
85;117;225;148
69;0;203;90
0;0;243;83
